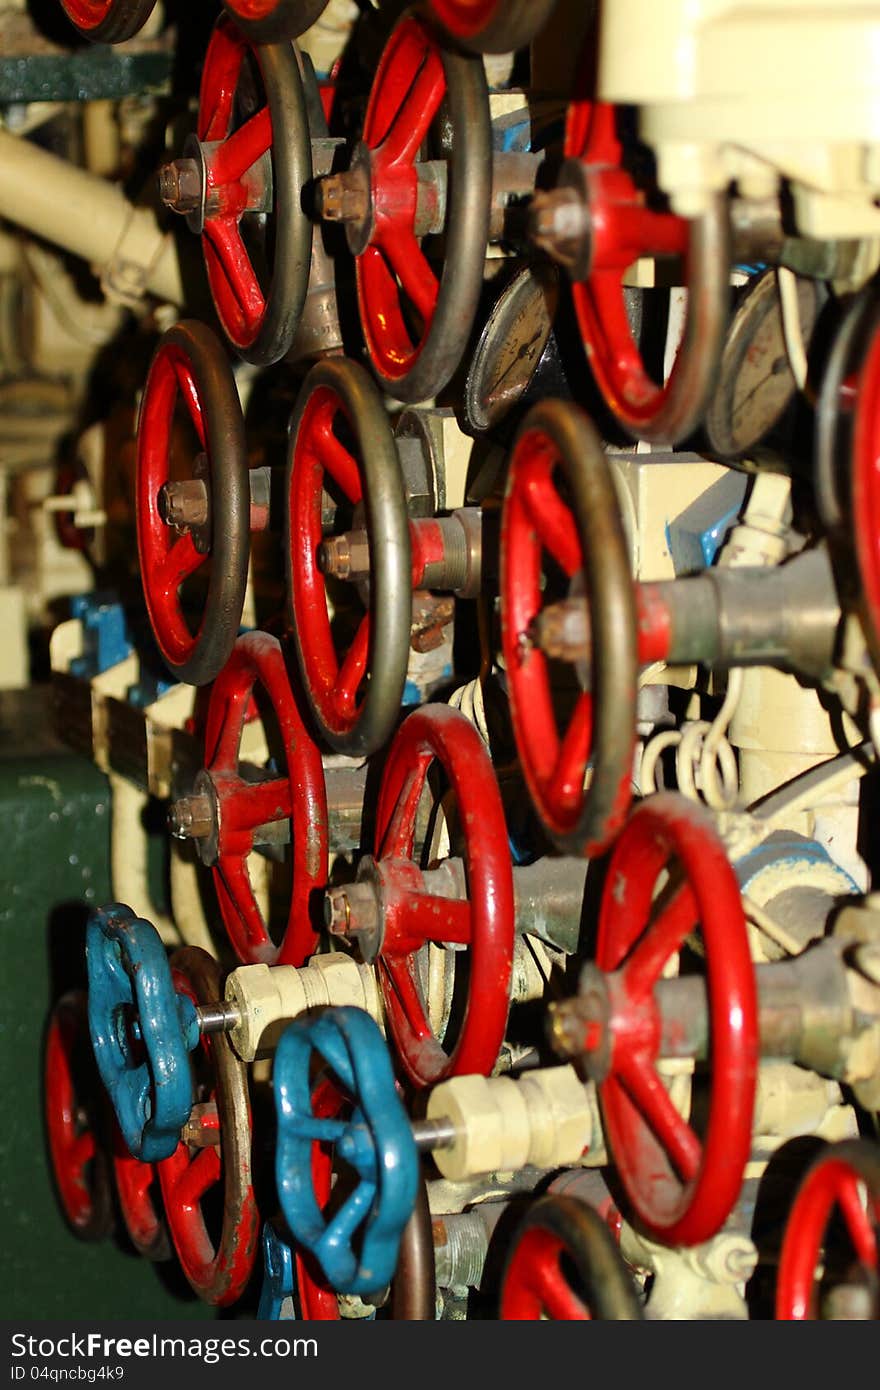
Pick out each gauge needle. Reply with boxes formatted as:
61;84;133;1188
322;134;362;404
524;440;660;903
731;354;789;423
489;330;545;398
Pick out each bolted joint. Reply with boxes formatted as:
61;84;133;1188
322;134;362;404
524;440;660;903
530;597;590;663
168;793;215;841
324;881;378;936
317;144;374;256
547;965;611;1080
323;878;385;962
158;478;210;532
180;1101;221;1148
318;529;371;581
410;592;455;654
316;170;370;226
158;158;203;216
529;185;592;279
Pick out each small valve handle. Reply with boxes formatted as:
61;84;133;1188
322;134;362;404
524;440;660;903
86;905;198;1162
257;1224;296;1321
274;1007;419;1296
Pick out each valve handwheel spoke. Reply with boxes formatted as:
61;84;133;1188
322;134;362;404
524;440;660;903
60;0;156;43
44;991;114;1241
372;704;515;1087
345;14;491;402
274;1008;419;1295
136;321;249;687
158;951;259;1307
204;632;329;966
776;1140;880;1320
500;400;638;855
500;1195;644;1320
287;359;412;756
555;95;728;444
594;794;758;1246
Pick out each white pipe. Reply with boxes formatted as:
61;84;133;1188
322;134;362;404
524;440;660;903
0;129;183;305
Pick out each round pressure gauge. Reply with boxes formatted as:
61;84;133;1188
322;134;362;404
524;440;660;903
705;269;819;459
464;263;560;434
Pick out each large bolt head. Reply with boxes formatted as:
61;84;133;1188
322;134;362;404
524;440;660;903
158;158;203;215
168;794;214;841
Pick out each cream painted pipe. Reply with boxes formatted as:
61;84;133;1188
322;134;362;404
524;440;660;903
109;771;179;946
0;129;183;305
169;841;218;956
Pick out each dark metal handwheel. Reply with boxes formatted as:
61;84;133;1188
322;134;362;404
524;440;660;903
286;357;412;756
350;14;492;402
222;0;331;42
136;320;249;687
188;15;313;365
60;0;157;44
500;1195;644;1320
425;0;558;54
158;949;259;1307
500;398;638;855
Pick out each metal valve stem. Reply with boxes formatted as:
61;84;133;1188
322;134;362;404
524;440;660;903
194;1002;242;1036
411;1117;457;1152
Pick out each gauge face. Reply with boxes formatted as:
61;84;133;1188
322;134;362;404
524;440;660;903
705;269;819;459
464;263;559;434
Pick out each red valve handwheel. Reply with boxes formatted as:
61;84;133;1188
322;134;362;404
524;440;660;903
221;0;331;42
60;0;156;43
426;0;558;53
353;14;491;402
111;1124;172;1262
500;399;638;856
136;321;249;687
286;358;412;757
776;1141;880;1320
815;286;880;533
562;97;728;444
500;1195;643;1320
851;317;880;674
204;631;328;966
195;15;312;365
44;992;114;1241
372;703;515;1087
595;793;758;1247
158;952;259;1307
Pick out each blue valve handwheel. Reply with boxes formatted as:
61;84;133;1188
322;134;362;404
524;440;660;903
86;904;199;1162
257;1224;296;1321
274;1007;418;1296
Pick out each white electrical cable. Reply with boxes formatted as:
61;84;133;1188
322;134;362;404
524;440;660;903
750;741;875;826
448;675;491;745
640;669;742;810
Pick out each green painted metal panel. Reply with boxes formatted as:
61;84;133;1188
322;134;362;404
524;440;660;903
0;691;211;1319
